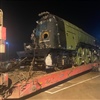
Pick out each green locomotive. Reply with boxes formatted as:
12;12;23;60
24;11;100;70
62;17;100;65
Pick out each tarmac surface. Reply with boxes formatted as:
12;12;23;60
20;70;100;100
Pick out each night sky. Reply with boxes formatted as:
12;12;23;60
0;0;100;58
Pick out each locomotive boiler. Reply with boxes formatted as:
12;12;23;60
23;11;100;70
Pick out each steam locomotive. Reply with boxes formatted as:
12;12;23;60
22;11;100;70
1;11;99;71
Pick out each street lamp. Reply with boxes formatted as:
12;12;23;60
6;42;9;60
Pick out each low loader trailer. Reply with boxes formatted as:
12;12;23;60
0;62;100;99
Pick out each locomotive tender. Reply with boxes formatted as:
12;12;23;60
24;11;100;70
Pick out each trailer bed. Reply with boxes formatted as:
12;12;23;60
0;63;100;99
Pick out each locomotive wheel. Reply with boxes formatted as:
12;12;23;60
74;47;83;65
84;49;90;64
98;50;100;60
54;66;61;71
54;64;64;71
90;49;98;62
91;53;97;62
